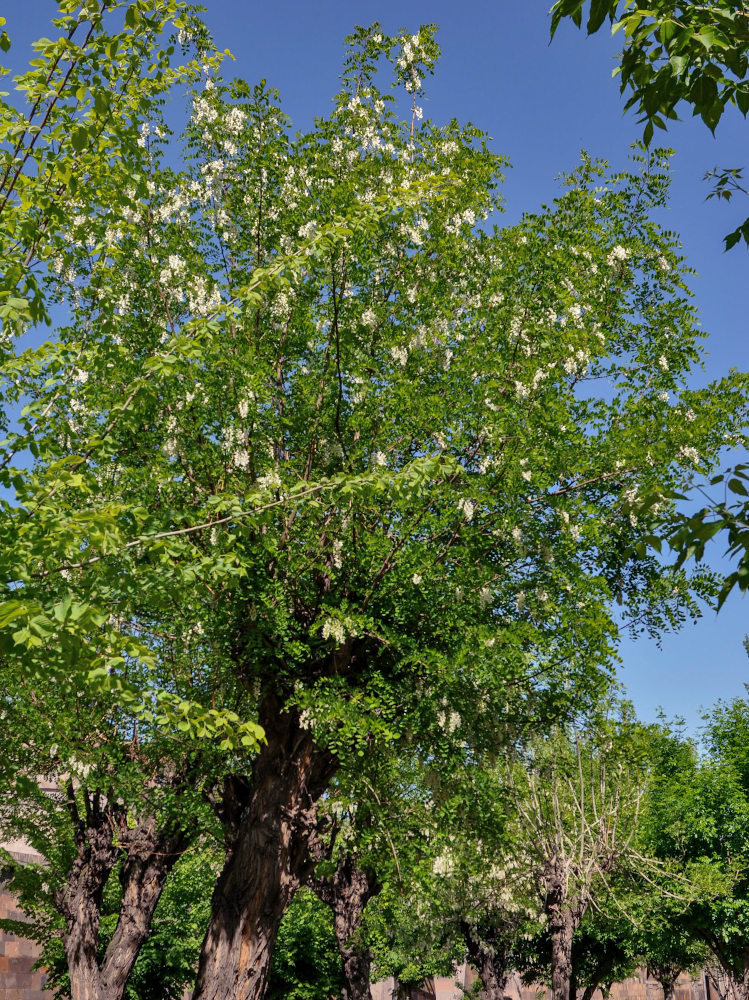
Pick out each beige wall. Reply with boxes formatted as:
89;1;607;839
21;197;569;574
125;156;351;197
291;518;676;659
375;967;708;1000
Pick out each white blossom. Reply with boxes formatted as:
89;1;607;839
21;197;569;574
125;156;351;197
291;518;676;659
678;445;700;465
225;106;246;135
457;497;475;522
332;539;343;570
606;244;630;266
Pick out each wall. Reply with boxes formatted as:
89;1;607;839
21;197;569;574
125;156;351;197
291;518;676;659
0;845;49;999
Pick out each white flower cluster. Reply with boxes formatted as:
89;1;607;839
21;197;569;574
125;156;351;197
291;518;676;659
563;347;590;378
321;616;358;645
331;539;343;570
192;96;218;128
232;448;250;470
397;33;428;91
187;276;222;318
678;445;700;466
159;254;186;287
225;106;247;136
436;710;461;734
362;307;378;329
432;851;454;876
298;220;317;240
444;207;478;236
606;244;630;266
257;471;282;491
163;415;179;458
457;497;475;522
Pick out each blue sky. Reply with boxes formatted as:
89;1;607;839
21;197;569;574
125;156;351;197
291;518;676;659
5;1;748;731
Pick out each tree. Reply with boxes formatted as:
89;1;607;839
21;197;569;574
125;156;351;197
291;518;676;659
0;660;225;1000
505;705;652;1000
549;0;749;249
1;12;746;1000
638;705;749;1000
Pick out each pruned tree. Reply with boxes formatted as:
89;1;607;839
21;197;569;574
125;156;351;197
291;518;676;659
505;705;652;1000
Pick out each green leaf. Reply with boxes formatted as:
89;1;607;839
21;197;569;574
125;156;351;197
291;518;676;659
71;127;88;152
587;0;615;35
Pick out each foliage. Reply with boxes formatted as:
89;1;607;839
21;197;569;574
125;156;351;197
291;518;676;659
549;0;749;248
637;707;749;995
123;848;220;1000
1;9;747;996
266;889;344;1000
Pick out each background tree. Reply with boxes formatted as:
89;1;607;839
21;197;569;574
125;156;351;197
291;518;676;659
639;703;749;1000
266;888;345;1000
505;704;653;1000
0;660;223;1000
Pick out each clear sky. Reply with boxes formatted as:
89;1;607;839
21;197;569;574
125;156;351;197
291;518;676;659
5;1;748;732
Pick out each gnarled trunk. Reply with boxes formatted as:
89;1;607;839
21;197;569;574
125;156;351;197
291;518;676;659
100;819;187;997
191;696;336;1000
56;785;187;1000
56;789;122;1000
550;909;575;1000
314;857;380;1000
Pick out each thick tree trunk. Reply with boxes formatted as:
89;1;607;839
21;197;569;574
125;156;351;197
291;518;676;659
191;696;336;1000
314;857;380;1000
549;909;575;1000
100;819;187;997
648;964;681;1000
57;790;122;1000
57;785;188;1000
461;925;509;1000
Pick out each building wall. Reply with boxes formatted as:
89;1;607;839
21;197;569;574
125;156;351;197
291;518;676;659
0;846;49;1000
377;966;709;1000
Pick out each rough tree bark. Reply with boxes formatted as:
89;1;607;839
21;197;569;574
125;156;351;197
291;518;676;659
460;920;511;1000
545;869;577;1000
55;784;187;1000
56;786;122;1000
313;856;381;1000
99;817;187;998
191;694;336;1000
